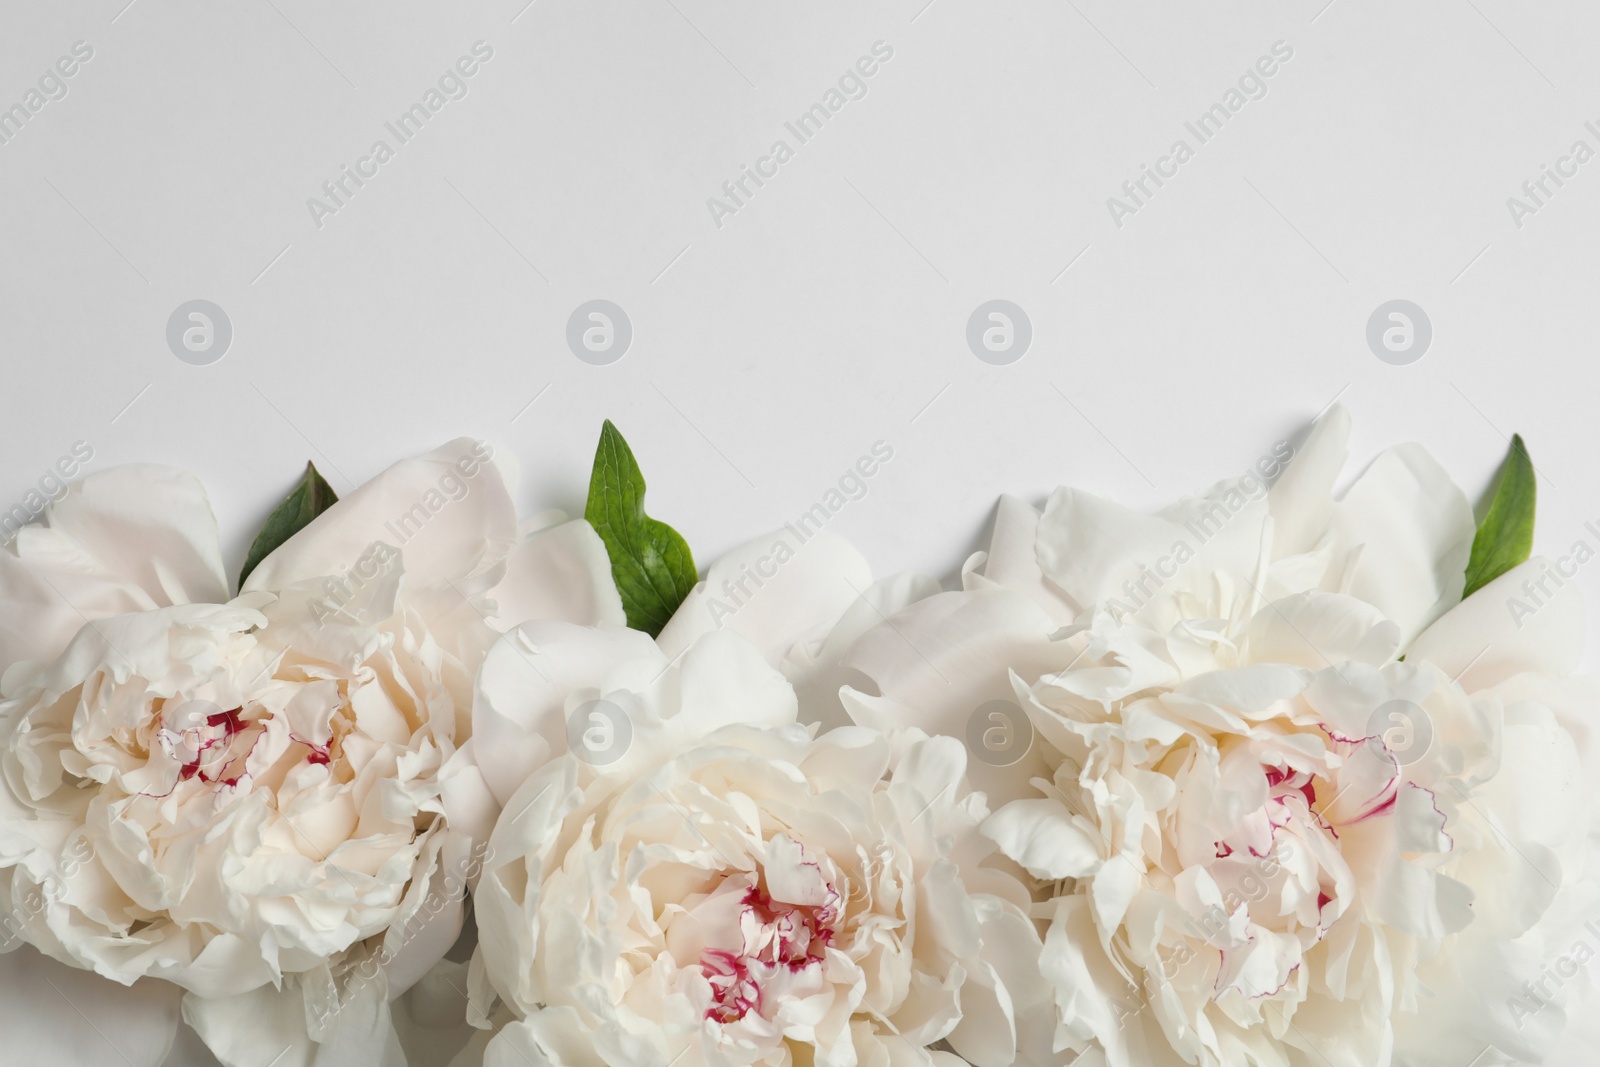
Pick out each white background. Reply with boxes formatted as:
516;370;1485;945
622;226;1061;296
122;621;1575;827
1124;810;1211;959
2;1;1599;1062
3;0;1599;620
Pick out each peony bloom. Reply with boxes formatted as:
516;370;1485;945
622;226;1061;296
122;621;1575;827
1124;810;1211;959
0;439;622;1067
840;407;1600;1066
460;622;1043;1067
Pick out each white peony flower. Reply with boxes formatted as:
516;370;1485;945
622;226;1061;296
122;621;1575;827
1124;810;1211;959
0;439;622;1067
839;407;1600;1067
460;623;1043;1067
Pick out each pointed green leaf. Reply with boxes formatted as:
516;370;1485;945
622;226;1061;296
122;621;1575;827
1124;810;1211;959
584;421;697;636
1462;434;1536;598
239;462;339;587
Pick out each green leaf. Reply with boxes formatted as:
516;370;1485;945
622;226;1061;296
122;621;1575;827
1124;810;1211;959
1462;434;1536;598
239;462;339;587
584;420;697;636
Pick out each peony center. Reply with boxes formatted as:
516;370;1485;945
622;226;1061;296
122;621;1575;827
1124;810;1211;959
159;705;255;787
699;877;841;1023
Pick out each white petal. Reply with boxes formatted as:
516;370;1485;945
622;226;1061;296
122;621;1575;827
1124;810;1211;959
842;588;1066;806
182;972;406;1067
46;464;228;606
1175;663;1308;716
784;570;940;733
1390;784;1452;854
381;829;471;997
983;799;1103;880
439;754;502;852
1407;556;1584;689
672;628;798;738
390;960;482;1067
1373;852;1475;939
1035;488;1182;613
0;946;180;1066
657;529;871;669
968;494;1076;626
0;465;227;679
1325;442;1474;643
1242;591;1400;669
1037;478;1267;621
471;622;660;806
1035;897;1134;1067
1266;403;1349;559
481;1010;594;1067
243;439;516;596
1089;855;1141;939
491;520;624;630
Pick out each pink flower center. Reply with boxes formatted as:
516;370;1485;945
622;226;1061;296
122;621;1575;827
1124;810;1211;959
1264;765;1317;809
700;879;840;1023
702;949;763;1024
167;706;254;787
